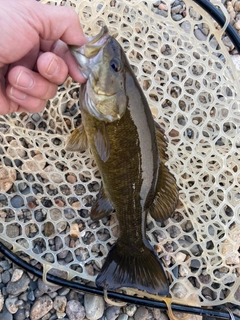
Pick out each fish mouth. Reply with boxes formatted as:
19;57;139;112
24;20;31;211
69;26;109;78
96;89;116;96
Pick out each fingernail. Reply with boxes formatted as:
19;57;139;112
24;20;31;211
47;58;59;76
16;70;34;88
10;87;27;100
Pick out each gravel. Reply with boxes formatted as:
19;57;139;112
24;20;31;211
0;249;175;319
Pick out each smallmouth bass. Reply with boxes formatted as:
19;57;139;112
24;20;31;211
67;26;178;295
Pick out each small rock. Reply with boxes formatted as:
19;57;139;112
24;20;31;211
57;248;69;259
117;314;128;320
105;306;120;320
0;290;4;312
134;306;148;320
56;311;66;319
234;20;240;31
69;222;79;238
180;21;191;34
71;201;81;209
56;221;68;233
85;263;94;277
6;274;30;296
14;308;26;320
66;300;85;320
172;14;183;21
222;224;240;265
232;55;240;71
179;264;189;277
153;308;169;320
50;173;64;184
215;272;235;285
27;290;35;302
67;290;82;301
234;284;240;302
37;279;61;294
194;29;207;41
2;270;11;284
10;195;24;208
158;3;168;10
0;305;13;320
30;295;53;320
209;37;219;49
125;304;137;317
84;294;104;320
174;252;186;263
153;0;160;6
152;8;168;17
53;296;67;313
22;154;46;173
222;36;234;51
58;287;70;296
7;140;26;158
5;297;18;314
234;1;240;11
31;113;41;122
11;269;24;282
6;224;21;238
0;260;11;270
66;173;77;184
49;208;62;221
0;167;16;192
48;291;58;300
172;280;201;320
189;7;201;20
171;4;182;15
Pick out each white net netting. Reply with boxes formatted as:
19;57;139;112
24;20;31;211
0;0;239;308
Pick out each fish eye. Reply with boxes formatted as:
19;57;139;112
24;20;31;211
110;58;121;72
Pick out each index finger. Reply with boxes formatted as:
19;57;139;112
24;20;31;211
40;39;87;83
34;2;87;46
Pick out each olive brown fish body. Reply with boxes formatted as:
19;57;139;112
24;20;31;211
67;27;178;296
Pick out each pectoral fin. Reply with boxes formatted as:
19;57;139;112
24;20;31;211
94;122;110;162
90;185;114;221
65;125;88;152
149;122;178;222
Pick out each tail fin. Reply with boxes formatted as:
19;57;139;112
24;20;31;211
96;241;169;295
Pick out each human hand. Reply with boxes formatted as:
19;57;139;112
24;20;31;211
0;0;86;115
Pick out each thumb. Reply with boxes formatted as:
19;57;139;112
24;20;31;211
33;2;86;46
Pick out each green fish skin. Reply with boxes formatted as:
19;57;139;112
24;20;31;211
67;27;178;296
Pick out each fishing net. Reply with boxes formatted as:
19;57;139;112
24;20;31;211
0;0;239;309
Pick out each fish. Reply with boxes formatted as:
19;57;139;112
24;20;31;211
66;25;178;296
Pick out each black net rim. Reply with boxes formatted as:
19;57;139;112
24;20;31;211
193;0;240;54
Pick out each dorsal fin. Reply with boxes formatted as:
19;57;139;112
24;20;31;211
149;122;178;222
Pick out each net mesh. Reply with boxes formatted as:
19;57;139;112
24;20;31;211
0;0;240;307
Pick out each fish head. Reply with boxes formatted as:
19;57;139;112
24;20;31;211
70;26;127;122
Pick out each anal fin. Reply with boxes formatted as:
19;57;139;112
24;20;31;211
150;162;178;222
150;122;178;222
90;185;114;221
